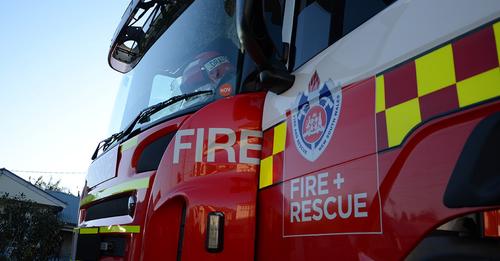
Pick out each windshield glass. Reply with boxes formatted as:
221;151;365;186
108;0;240;135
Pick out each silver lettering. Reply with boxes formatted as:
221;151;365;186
173;129;194;164
317;172;329;195
305;175;317;197
323;196;337;220
207;128;236;162
354;193;368;218
290;202;300;223
301;200;312;222
338;194;352;219
239;129;262;164
291;179;300;200
195;128;204;162
312;198;323;221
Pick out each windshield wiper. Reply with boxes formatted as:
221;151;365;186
90;131;123;160
91;90;213;160
136;90;213;125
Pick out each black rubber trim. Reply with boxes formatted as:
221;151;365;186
85;195;130;221
137;131;176;173
177;203;187;261
444;111;500;208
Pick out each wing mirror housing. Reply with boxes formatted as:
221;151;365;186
236;0;295;94
108;0;188;73
108;0;142;73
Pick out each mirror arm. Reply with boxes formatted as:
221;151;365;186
259;69;295;94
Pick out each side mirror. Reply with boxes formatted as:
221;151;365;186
108;0;189;73
108;0;143;73
236;0;295;94
111;26;144;65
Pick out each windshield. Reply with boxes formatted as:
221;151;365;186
108;0;241;135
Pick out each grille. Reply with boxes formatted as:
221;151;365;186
85;195;130;221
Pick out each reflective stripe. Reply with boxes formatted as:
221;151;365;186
99;225;141;234
415;44;456;96
376;23;500;151
375;75;385;113
79;228;99;234
259;121;287;189
272;122;287;154
457;68;500;107
259;156;273;189
120;136;139;152
385;98;421;147
80;177;150;207
75;225;141;234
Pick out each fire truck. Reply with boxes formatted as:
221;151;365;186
74;0;500;260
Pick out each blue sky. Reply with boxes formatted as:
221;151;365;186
0;1;129;194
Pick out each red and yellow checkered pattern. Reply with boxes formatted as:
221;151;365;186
259;121;287;189
376;22;500;150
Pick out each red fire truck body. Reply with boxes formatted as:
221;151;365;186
75;0;500;260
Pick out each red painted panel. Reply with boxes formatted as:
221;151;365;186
452;26;499;82
418;84;459;120
261;128;274;159
273;152;284;184
383;62;418;108
141;197;184;260
376;111;388;151
145;92;265;261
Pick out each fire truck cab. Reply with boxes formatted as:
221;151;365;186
74;0;500;260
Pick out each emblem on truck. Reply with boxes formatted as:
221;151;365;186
291;71;342;162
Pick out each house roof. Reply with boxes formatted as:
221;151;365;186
0;168;67;209
46;190;79;226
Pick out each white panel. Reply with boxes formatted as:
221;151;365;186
263;0;500;130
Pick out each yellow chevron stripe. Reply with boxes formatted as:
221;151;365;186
80;177;150;207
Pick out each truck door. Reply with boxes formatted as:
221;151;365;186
142;92;265;261
256;0;500;260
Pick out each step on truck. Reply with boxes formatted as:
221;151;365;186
73;0;500;260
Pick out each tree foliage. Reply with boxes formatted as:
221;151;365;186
0;193;63;260
29;176;67;193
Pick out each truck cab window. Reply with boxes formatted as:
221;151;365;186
293;1;335;70
263;0;286;60
342;0;393;36
291;0;393;70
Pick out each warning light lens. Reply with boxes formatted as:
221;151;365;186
206;212;224;252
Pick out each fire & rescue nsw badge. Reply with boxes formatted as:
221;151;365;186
291;71;342;162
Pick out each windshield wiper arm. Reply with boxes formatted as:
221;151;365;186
91;131;123;160
91;90;213;160
137;90;213;125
